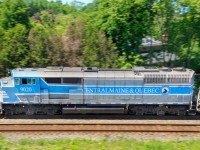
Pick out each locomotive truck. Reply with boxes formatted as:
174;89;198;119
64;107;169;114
0;66;199;115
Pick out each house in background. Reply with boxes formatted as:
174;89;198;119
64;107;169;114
139;36;179;65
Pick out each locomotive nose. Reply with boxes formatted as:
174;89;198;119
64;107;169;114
0;80;2;103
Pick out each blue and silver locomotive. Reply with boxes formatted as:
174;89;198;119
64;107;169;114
0;66;197;115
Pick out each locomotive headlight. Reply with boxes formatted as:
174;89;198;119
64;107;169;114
3;80;8;84
7;70;11;76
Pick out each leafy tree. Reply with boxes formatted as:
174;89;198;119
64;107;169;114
0;27;5;76
46;32;65;66
118;52;144;69
40;10;56;27
26;0;77;16
0;0;200;78
0;24;29;75
150;0;200;68
149;0;178;66
26;0;48;16
178;0;200;69
27;22;50;67
0;0;30;29
82;26;118;68
81;0;100;13
58;15;85;66
95;0;154;60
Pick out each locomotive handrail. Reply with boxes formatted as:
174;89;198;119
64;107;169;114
196;88;200;111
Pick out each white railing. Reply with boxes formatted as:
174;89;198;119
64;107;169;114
197;89;200;111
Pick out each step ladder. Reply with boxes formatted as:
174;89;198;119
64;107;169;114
196;89;200;112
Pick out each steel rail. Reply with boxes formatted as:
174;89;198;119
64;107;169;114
0;124;200;133
0;123;200;126
1;114;200;120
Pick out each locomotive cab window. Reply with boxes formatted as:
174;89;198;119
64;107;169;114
15;78;20;85
32;78;36;84
27;79;31;85
21;78;27;85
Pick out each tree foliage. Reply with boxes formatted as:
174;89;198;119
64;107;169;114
150;0;200;69
0;0;30;29
0;24;29;73
0;0;200;77
28;22;50;67
95;0;153;56
82;27;118;68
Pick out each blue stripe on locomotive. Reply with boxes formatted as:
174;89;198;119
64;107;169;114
39;78;81;93
82;86;192;95
39;78;193;95
2;77;193;103
17;78;193;95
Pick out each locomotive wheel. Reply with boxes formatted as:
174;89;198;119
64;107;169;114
128;106;136;115
177;110;186;116
5;109;14;115
47;109;55;115
135;107;144;115
26;108;34;115
136;111;144;116
156;108;166;116
156;110;165;116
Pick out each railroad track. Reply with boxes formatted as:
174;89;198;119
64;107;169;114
0;123;200;134
2;114;200;120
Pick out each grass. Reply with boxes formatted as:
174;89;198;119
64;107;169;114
0;135;199;150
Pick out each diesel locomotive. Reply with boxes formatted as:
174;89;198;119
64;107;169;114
0;66;199;115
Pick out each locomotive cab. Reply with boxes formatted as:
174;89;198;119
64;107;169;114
0;68;41;115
